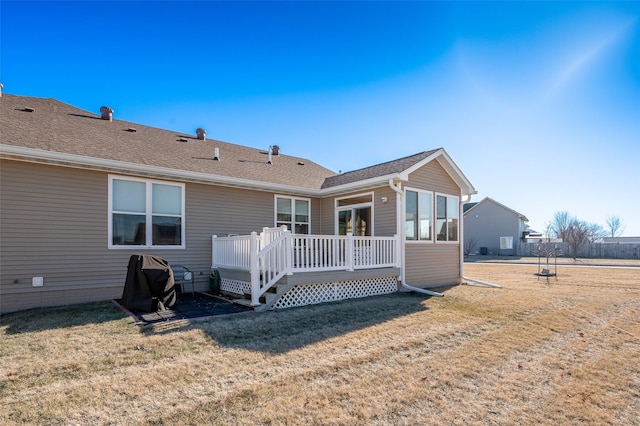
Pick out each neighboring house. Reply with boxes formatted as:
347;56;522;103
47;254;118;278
463;197;528;256
0;94;476;313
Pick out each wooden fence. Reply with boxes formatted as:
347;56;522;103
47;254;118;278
515;242;640;259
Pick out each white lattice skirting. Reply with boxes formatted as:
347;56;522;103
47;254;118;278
272;276;398;310
220;278;250;295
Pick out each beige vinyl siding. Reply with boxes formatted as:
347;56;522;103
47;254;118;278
373;186;397;237
2;287;124;314
404;244;460;286
0;161;138;312
309;196;323;234
404;160;462;286
319;197;334;235
406;160;460;195
0;159;320;313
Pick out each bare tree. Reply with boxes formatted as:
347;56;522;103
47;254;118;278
549;211;571;240
606;216;625;238
464;237;478;256
565;218;590;259
548;212;608;257
586;222;606;243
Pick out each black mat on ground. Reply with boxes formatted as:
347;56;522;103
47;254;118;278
118;292;252;326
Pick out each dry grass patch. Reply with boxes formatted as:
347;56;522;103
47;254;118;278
1;264;639;425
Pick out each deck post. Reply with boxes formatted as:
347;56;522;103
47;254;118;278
394;234;401;268
211;235;217;268
346;232;354;271
250;231;260;306
261;227;269;250
285;231;294;275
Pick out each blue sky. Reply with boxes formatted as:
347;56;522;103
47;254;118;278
2;1;639;236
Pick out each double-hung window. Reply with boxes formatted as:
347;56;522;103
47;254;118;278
275;196;310;234
109;176;185;248
405;189;432;241
436;194;459;242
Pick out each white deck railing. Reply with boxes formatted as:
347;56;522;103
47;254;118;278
212;228;399;306
211;226;289;271
290;234;398;272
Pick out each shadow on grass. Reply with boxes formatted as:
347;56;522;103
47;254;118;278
0;301;129;334
1;290;451;354
182;291;442;354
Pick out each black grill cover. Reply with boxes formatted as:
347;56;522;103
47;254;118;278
121;255;177;312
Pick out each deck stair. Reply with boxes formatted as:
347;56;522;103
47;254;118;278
233;281;293;312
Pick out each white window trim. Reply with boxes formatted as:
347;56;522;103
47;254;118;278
435;192;460;244
500;236;514;250
108;175;186;249
334;192;374;235
274;194;311;234
404;187;434;244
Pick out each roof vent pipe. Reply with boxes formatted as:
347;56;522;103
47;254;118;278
214;147;219;161
0;83;3;97
196;128;206;140
267;147;273;164
100;106;114;121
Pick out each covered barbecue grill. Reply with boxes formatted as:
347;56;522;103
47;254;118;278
120;254;177;312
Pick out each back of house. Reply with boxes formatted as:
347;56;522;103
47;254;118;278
1;93;475;313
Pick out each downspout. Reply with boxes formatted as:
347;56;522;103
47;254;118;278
460;194;466;283
463;276;501;288
388;178;444;298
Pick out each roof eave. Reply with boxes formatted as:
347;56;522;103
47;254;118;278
318;173;402;197
0;144;322;197
1;144;478;199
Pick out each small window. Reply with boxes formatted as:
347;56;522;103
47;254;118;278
276;196;310;234
436;194;459;242
336;193;373;207
109;176;185;248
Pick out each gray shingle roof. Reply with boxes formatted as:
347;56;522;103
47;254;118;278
463;202;478;213
0;94;336;190
321;149;440;189
1;94;465;195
